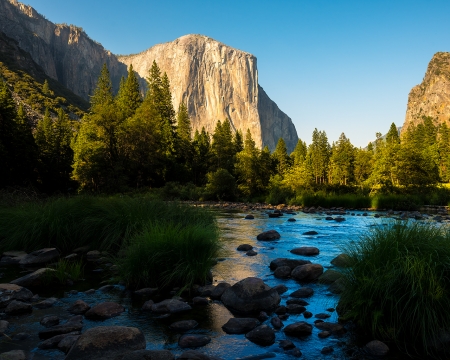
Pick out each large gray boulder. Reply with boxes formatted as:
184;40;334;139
0;284;33;307
19;248;59;266
65;326;145;360
245;325;275;346
221;277;280;314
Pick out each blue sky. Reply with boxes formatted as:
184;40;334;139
23;0;450;147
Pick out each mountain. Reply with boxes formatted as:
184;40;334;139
403;52;450;133
118;35;298;151
0;0;298;151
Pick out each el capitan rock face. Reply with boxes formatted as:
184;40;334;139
118;34;298;152
403;52;450;134
0;0;128;99
0;0;298;151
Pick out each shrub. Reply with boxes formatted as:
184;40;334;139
338;221;450;357
116;222;220;290
371;194;423;210
205;169;236;201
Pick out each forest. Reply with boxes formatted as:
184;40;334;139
1;61;450;208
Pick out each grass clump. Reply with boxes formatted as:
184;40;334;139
338;221;450;357
46;259;84;284
116;222;220;290
290;192;371;208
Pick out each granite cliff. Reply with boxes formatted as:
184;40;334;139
403;52;450;133
0;0;298;151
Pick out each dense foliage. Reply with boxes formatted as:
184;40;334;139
1;61;450;204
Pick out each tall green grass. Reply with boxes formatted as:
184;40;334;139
0;196;217;254
338;221;450;357
116;223;220;290
371;194;423;210
290;192;371;208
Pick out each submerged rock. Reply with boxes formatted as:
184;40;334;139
283;322;313;337
5;300;32;315
38;315;83;340
222;318;259;334
178;334;211;348
169;320;198;332
151;299;192;314
65;326;146;360
245;325;275;346
269;258;311;271
122;350;175;360
291;264;324;282
221;277;280;314
68;299;91;315
290;246;319;256
85;302;124;320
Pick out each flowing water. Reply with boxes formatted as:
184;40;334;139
1;209;405;359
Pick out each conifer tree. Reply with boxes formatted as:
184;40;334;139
309;129;330;184
438;122;450;181
291;139;307;165
235;129;261;197
211;119;236;174
116;65;142;119
272;137;290;176
386;122;400;145
192;127;212;185
233;129;244;153
42;79;50;95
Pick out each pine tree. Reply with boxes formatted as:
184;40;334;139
386;122;400;145
438;122;450;181
42;79;50;96
309;129;330;184
90;63;113;112
328;133;355;185
272;137;290;176
235;129;261;197
192;127;212;185
116;66;142;119
211;119;236;174
233;129;244;153
291;139;307;166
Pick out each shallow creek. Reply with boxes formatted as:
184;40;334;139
0;210;412;359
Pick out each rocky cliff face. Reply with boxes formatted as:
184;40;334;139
0;0;298;151
118;35;298;152
403;52;450;133
0;0;127;99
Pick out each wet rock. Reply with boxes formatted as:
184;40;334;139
287;348;302;357
315;322;346;335
19;248;59;266
268;213;282;218
365;340;389;357
40;315;60;328
0;284;33;306
64;253;78;260
178;350;216;359
38;315;83;339
73;246;90;254
2;251;26;257
84;289;95;295
274;306;287;315
315;313;331;319
303;311;312;318
318;269;342;284
222;318;259;334
12;333;29;341
65;326;146;360
257;311;269;322
211;283;231;299
321;346;333;354
85;301;124;320
5;300;32;315
330;254;351;267
169;320;198;332
198;285;215;297
58;334;80;353
318;331;331;338
245;325;275;346
192;297;209;306
141;300;154;311
39;332;81;349
287;218;296;222
270;316;283;329
178;334;211;348
326;307;335;312
68;299;91;315
245;215;254;219
290;287;314;298
279;339;295;350
10;268;54;288
334;217;345;222
283;322;313;337
0;350;27;360
152;299;192;314
256;230;281;241
98;285;115;292
122;350;175;360
274;266;291;278
291;264;324;282
328;278;346;294
290;247;319;256
269;258;311;271
286;299;309;306
0;320;8;333
34;297;57;309
0;252;27;266
302;231;318;235
272;284;288;295
246;250;258;256
134;288;158;296
325;217;334;221
221;277;280;314
86;250;101;260
286;304;306;314
237;244;253;251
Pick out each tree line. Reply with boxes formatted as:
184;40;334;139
1;62;450;201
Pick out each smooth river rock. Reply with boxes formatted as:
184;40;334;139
256;230;281;241
221;277;280;314
291;264;324;282
222;318;259;334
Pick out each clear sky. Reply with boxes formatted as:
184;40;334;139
21;0;450;147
